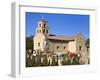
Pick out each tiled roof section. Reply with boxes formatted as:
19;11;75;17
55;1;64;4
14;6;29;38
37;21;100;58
46;34;75;41
44;32;83;41
39;19;48;22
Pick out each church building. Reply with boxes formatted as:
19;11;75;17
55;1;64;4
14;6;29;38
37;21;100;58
33;17;89;64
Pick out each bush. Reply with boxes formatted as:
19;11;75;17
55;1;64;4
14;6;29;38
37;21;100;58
71;57;79;65
26;58;33;67
51;56;58;66
41;55;48;66
36;55;42;66
31;56;37;66
61;54;68;65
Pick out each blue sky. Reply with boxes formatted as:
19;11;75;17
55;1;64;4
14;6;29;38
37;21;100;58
26;12;89;39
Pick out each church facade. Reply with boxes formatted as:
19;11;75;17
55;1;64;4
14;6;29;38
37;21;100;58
33;17;89;64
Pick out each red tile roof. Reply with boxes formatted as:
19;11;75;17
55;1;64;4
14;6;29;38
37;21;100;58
44;33;83;41
46;35;75;41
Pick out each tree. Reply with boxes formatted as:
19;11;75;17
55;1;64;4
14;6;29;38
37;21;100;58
26;36;34;51
86;38;90;47
26;56;33;67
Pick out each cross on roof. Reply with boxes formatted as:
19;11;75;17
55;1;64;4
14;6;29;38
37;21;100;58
41;16;44;20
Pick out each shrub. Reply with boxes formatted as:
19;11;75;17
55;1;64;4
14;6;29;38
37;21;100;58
41;55;48;66
71;57;79;65
51;56;58;66
61;54;68;65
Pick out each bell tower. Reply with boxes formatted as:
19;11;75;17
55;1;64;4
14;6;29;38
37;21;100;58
36;16;48;35
34;16;48;51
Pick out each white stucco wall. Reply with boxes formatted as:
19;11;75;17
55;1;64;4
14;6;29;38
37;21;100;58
34;34;45;51
68;41;76;53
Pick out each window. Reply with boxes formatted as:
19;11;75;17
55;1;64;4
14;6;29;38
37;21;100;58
79;46;81;51
87;48;88;52
46;30;48;33
44;23;46;27
37;30;41;33
43;29;45;33
57;46;59;49
40;30;41;33
64;47;66;49
38;43;40;47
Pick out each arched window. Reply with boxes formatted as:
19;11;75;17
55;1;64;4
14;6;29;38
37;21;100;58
40;30;41;33
57;46;59;49
63;47;66;50
44;23;46;27
38;43;40;47
79;46;81;51
46;30;48;33
43;29;45;33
